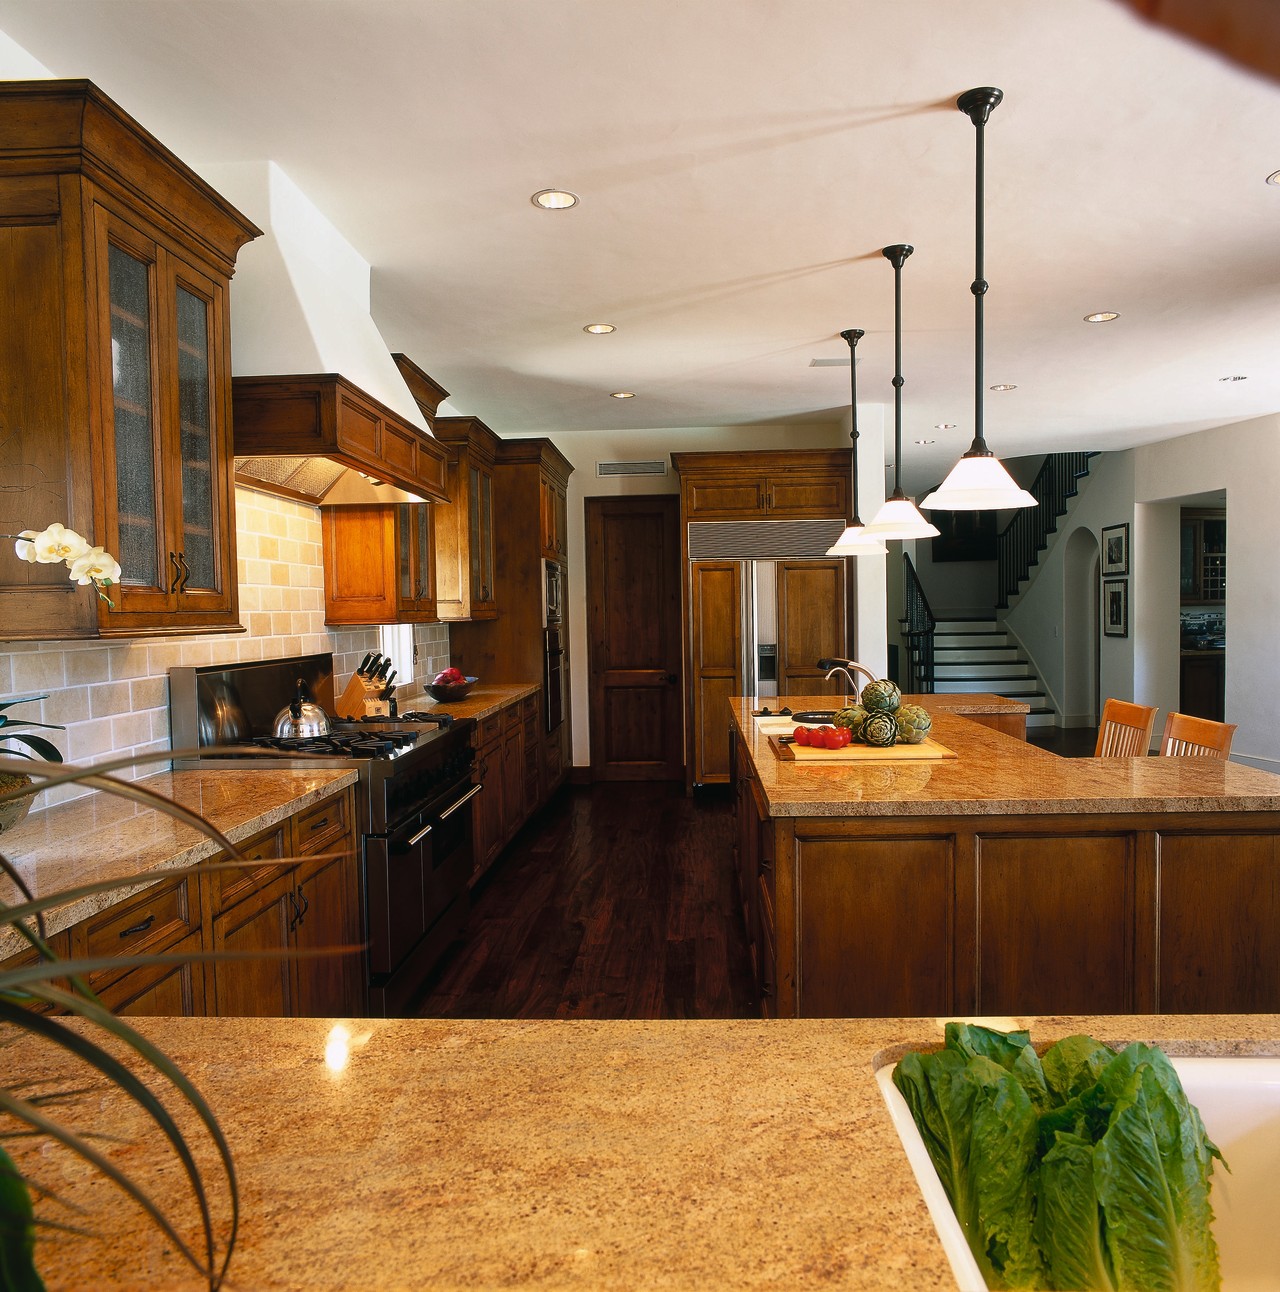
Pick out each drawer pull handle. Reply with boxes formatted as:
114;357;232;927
120;914;156;938
307;816;329;830
407;822;433;846
439;783;483;820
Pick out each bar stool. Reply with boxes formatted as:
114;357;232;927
1159;711;1236;760
1094;699;1158;756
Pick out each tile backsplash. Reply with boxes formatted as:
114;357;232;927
0;487;452;805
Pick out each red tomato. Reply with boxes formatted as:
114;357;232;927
833;726;852;748
816;726;838;749
793;726;811;746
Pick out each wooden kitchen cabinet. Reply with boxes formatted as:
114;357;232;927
540;475;569;561
472;712;506;881
1180;509;1226;604
468;693;547;883
0;80;260;639
320;501;438;625
672;450;850;521
450;439;575;799
431;416;500;621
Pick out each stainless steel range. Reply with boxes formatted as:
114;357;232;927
169;653;479;1015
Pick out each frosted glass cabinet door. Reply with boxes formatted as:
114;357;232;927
107;241;164;594
175;280;217;591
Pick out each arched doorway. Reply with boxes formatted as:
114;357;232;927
1063;528;1101;726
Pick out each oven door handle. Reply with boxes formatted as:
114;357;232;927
407;822;433;847
438;782;483;820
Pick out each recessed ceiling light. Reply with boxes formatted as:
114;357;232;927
609;391;636;399
914;439;936;445
531;188;578;210
1219;374;1248;382
583;323;615;334
1084;311;1120;323
933;422;956;430
1267;170;1280;186
989;383;1018;392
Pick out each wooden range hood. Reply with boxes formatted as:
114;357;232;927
232;371;450;506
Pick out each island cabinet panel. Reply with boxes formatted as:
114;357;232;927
1156;831;1280;1013
212;872;296;1017
974;833;1138;1015
791;834;956;1018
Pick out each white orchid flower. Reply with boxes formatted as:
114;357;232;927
69;546;122;588
13;530;39;563
31;523;91;565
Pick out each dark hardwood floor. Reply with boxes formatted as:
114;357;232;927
413;783;760;1020
1028;724;1100;757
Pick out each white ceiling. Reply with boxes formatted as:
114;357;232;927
4;0;1279;492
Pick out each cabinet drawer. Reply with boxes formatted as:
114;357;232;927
209;824;287;914
293;792;351;855
479;713;503;744
84;875;194;959
521;692;539;723
503;702;523;734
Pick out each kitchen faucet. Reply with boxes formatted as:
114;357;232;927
818;657;878;698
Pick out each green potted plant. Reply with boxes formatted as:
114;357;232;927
0;696;62;834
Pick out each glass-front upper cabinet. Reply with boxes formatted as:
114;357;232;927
96;207;238;629
1180;510;1226;605
396;502;437;622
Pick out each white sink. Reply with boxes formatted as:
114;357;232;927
877;1055;1280;1291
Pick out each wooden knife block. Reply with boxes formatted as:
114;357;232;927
336;672;385;719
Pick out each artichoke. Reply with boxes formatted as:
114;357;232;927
860;678;902;714
861;711;899;747
896;703;933;745
834;705;867;740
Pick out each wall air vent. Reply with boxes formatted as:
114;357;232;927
596;459;667;478
688;519;846;560
809;357;855;367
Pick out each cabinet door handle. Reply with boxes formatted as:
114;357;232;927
439;782;483;819
296;884;309;922
286;890;301;932
176;550;192;592
168;550;183;593
308;816;329;831
120;913;156;938
407;822;433;846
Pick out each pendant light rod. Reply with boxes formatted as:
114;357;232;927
882;243;913;498
958;86;1002;460
840;327;866;523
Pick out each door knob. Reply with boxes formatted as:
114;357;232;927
666;673;678;684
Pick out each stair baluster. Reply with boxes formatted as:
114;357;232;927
901;553;937;694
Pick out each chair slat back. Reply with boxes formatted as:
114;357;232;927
1094;699;1158;757
1160;712;1236;759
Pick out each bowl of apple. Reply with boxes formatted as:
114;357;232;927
426;667;478;703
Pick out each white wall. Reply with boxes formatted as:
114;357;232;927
509;414;887;769
1003;451;1138;723
1134;413;1280;771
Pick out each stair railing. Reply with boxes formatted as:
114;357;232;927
901;553;937;694
996;452;1098;608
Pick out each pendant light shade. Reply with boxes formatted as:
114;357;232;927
921;88;1036;513
864;244;939;541
826;327;888;556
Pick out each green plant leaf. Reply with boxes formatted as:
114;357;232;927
1041;1034;1117;1105
945;1022;1051;1114
0;734;62;762
1035;1129;1115;1291
0;1144;44;1292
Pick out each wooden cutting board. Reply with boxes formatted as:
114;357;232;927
768;735;957;762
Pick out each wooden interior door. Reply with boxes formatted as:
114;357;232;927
586;495;684;781
776;560;847;696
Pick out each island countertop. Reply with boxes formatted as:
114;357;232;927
0;766;358;955
9;1012;1278;1291
730;696;1280;817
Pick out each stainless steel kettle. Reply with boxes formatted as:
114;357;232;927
273;678;332;739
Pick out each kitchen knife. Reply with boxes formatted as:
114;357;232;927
358;652;375;677
380;669;397;695
374;657;393;681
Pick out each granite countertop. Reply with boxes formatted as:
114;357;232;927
414;682;539;724
8;1012;1278;1291
731;696;1280;818
0;767;358;954
758;691;1030;717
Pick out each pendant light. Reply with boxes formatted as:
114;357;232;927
921;88;1036;512
826;327;888;556
863;244;940;541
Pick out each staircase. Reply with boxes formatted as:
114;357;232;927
931;618;1055;730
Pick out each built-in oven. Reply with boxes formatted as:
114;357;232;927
543;558;563;627
544;624;565;733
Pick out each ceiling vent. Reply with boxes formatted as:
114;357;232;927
596;459;667;477
809;357;855;367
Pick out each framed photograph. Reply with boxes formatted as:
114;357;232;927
1101;522;1129;576
1103;578;1129;638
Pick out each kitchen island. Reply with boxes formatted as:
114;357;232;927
9;1011;1278;1290
730;696;1280;1018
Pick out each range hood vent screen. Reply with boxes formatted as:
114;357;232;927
596;459;666;477
235;455;347;497
688;519;846;560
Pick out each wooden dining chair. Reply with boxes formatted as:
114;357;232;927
1159;711;1237;759
1094;699;1158;756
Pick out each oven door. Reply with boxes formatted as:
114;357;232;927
364;778;482;978
544;625;565;733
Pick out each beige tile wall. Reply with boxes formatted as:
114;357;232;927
0;487;453;805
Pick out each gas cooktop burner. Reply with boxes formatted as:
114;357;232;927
249;731;420;759
396;711;454;725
